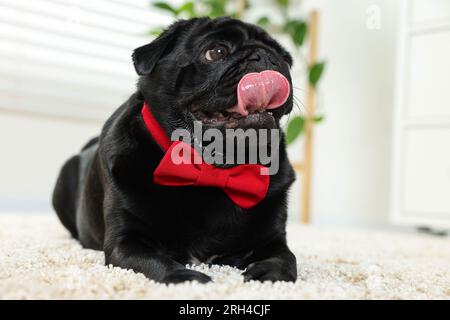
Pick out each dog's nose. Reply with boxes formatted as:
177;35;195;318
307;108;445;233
248;52;261;62
248;51;278;68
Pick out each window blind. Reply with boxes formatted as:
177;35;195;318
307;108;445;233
0;0;171;121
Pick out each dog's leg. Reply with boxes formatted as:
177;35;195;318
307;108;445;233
104;237;212;284
242;238;297;282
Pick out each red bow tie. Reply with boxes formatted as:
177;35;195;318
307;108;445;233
141;102;270;209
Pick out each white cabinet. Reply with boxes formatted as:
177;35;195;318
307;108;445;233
403;128;450;216
392;0;450;229
407;31;450;119
411;0;450;25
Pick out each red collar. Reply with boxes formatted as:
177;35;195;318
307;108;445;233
140;102;269;209
141;102;172;151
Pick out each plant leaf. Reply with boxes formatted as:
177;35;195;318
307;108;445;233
286;116;305;145
256;16;270;28
284;20;296;33
293;22;307;47
177;1;196;18
284;20;307;47
148;27;163;37
152;2;178;15
229;11;239;19
205;0;227;17
313;115;325;123
276;0;289;8
309;62;326;88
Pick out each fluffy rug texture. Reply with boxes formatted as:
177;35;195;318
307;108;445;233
0;214;449;300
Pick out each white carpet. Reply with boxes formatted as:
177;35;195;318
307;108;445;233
0;214;449;300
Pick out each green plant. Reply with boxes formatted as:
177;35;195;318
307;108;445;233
149;0;325;145
150;0;236;21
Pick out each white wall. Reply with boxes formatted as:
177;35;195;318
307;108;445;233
0;112;101;211
289;0;399;226
0;0;400;228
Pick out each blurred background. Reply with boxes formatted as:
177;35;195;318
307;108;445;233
0;0;449;231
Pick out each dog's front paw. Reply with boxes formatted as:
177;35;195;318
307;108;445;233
162;269;212;284
243;259;297;282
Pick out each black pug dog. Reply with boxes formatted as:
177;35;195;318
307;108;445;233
52;17;297;284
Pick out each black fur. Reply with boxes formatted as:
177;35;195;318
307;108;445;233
53;17;297;284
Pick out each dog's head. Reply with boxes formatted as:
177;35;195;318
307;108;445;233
133;17;293;136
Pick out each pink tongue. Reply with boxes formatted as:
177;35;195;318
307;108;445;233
227;70;290;116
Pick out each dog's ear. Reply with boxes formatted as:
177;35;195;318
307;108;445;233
132;20;189;76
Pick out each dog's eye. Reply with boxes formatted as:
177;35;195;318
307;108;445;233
205;44;229;61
